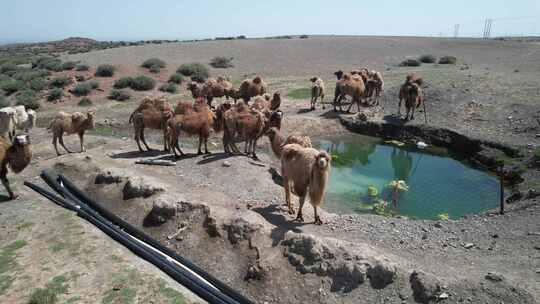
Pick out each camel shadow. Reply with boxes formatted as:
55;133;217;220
382;114;405;125
319;110;342;119
110;150;167;159
268;167;283;187
196;152;242;165
154;154;199;162
251;204;304;246
0;194;12;204
297;108;314;114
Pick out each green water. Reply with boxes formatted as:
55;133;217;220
317;135;501;220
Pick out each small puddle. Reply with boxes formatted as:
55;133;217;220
316;135;501;220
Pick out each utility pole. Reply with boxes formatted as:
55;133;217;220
454;24;460;38
483;19;493;39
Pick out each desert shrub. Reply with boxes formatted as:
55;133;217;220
159;83;177;93
141;58;166;69
49;76;72;88
13;69;49;82
0;95;10;108
15;90;40;110
177;63;209;81
87;80;99;89
28;77;47;91
236;35;247;39
75;75;85;82
61;61;76;70
113;77;133;89
109;89;130;101
209;56;234;68
47;88;63;102
36;57;63;71
78;97;93;107
439;56;457;64
75;64;89;71
149;64;161;73
0;63;17;74
72;82;92;96
419;55;436;63
95;64;115;77
1;80;24;95
129;75;155;91
168;73;184;84
400;59;421;67
299;34;309;39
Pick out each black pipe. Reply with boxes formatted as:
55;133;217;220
28;177;237;304
56;173;253;304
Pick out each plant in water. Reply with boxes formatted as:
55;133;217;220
367;185;379;197
372;199;395;217
387;180;409;207
437;213;450;221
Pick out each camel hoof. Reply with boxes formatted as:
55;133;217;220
197;151;203;155
288;208;295;215
295;215;304;222
314;217;323;225
205;151;211;155
9;194;20;200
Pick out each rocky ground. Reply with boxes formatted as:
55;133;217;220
1;36;539;303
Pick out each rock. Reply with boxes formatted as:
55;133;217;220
438;292;449;300
485;272;504;282
122;178;165;200
143;197;177;227
464;243;474;249
222;161;232;167
434;222;442;228
410;271;441;304
225;218;261;245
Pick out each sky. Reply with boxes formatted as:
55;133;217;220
1;0;539;43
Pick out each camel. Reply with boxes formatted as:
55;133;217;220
48;111;95;156
0;135;31;199
398;73;424;117
281;144;331;225
238;76;267;103
129;97;173;152
401;82;424;121
333;72;366;113
310;77;325;110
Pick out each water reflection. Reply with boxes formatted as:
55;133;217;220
391;147;413;182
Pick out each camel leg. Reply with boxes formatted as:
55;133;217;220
204;137;210;154
314;206;323;225
78;131;85;152
197;136;203;155
398;99;402;115
1;163;16;199
59;135;72;153
295;196;305;222
163;129;168;152
357;98;362;113
134;128;144;152
52;135;61;156
321;94;325;110
140;129;153;151
174;137;185;158
411;106;415;120
252;139;259;160
283;177;294;215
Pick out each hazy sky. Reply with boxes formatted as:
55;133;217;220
1;0;539;42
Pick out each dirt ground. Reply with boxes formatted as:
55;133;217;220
1;36;540;303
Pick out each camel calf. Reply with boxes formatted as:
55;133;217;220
48;111;95;156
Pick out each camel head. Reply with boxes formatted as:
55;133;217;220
272;91;281;101
268;110;283;130
86;111;96;129
334;70;344;80
315;151;331;170
310;77;318;83
13;134;30;146
253;76;262;84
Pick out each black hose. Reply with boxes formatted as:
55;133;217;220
29;176;238;304
56;173;253;304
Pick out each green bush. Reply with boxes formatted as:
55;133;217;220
400;59;421;67
29;77;47;91
299;34;309;39
419;55;436;63
159;83;177;93
0;63;17;74
439;56;457;64
95;64;115;77
13;69;49;82
78;97;93;106
47;88;63;102
109;89;130;101
72;82;92;96
168;73;184;84
177;63;209;81
149;64;161;73
141;58;166;69
75;64;89;71
15;90;40;110
129;75;155;91
36;57;63;71
113;77;133;89
0;95;10;107
87;80;99;89
1;80;25;95
61;61;76;70
209;56;234;68
49;76;72;88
